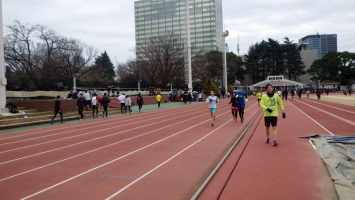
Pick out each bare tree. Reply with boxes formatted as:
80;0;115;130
4;21;97;90
136;34;185;87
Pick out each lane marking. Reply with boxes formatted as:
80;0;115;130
303;99;355;114
191;110;261;200
20;108;235;200
0;103;205;141
0;107;198;146
0;108;217;182
105;117;240;199
290;101;334;135
295;99;355;126
0;105;207;151
0;106;224;165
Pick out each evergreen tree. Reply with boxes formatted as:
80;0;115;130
84;51;115;87
227;52;244;84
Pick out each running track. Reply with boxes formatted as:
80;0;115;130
197;95;354;200
1;96;354;200
0;99;261;199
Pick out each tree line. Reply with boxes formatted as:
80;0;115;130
308;52;355;85
5;21;115;91
245;37;305;83
6;21;321;91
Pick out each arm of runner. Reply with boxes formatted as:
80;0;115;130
277;95;285;113
260;95;268;112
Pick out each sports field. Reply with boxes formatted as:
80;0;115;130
0;95;354;200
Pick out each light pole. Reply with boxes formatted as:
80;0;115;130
0;0;7;113
185;0;192;92
73;74;78;92
138;80;141;91
222;30;229;94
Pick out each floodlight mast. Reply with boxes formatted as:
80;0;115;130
185;0;192;92
0;0;7;113
223;30;229;94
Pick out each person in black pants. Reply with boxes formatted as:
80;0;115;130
51;95;63;124
101;93;111;118
136;93;144;112
77;93;86;120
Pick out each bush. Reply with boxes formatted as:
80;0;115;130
203;80;218;93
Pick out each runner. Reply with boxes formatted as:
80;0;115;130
260;84;286;147
83;91;92;110
101;93;110;118
136;93;144;112
77;93;85;120
283;89;289;100
316;89;322;100
235;90;248;123
51;95;63;124
297;89;303;99
306;90;310;98
156;93;162;108
117;93;126;113
206;91;219;127
125;95;132;114
290;89;295;99
229;92;238;120
91;93;99;118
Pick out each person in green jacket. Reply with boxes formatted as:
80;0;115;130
260;84;286;147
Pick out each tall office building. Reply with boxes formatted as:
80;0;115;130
134;0;224;81
299;34;337;59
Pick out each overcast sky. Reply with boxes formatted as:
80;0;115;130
3;0;355;63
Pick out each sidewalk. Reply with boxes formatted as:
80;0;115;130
199;101;337;200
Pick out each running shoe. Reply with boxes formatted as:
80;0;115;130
273;141;278;147
266;139;270;144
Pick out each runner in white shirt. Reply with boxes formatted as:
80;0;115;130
84;91;92;110
206;91;219;127
117;93;126;113
91;94;98;118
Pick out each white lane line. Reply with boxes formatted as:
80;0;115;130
0;107;217;165
0;107;191;146
20;109;234;200
0;107;203;154
290;101;334;135
105;119;234;199
303;99;355;114
0;108;211;182
295;99;355;126
0;103;204;141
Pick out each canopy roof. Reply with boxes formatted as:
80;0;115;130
250;76;305;88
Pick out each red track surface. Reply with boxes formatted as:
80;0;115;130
1;97;353;200
0;99;260;200
199;97;354;200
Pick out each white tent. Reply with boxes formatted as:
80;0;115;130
250;76;304;89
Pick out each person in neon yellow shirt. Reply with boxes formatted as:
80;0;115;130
260;84;286;147
156;93;162;108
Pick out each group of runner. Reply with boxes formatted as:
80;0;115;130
51;91;164;123
206;83;285;147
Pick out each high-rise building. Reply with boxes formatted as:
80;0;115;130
134;0;224;81
299;34;337;59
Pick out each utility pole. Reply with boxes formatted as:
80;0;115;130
223;30;229;94
0;0;7;113
185;0;192;92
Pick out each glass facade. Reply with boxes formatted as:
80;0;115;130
300;34;337;59
134;0;224;81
